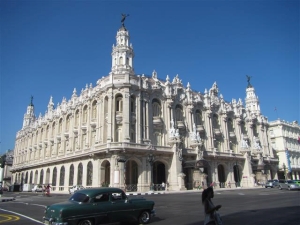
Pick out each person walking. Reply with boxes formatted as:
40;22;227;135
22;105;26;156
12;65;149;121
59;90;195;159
202;187;222;225
161;182;165;191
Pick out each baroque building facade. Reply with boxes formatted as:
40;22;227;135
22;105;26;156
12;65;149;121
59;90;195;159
268;120;300;180
11;23;279;193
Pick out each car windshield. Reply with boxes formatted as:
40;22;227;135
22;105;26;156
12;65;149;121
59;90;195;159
69;192;90;203
287;180;295;184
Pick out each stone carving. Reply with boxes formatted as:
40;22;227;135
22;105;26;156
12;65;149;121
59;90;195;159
253;136;261;150
241;134;249;148
169;120;176;138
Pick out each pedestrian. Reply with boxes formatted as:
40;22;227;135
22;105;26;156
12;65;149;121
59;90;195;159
202;187;222;225
161;181;165;191
46;184;51;196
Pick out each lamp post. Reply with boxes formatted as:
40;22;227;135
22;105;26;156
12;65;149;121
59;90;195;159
147;152;155;190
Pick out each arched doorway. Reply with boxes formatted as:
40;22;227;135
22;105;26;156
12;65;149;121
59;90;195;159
34;170;38;184
217;164;226;188
25;172;28;184
77;163;83;185
40;169;44;184
29;171;33;184
153;161;166;190
125;160;138;192
233;165;241;187
101;160;110;187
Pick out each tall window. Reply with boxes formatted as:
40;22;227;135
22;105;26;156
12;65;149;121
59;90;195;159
83;106;88;123
92;101;97;119
116;95;123;112
52;123;55;137
228;118;234;132
213;114;219;128
59;166;65;186
66;115;70;132
52;167;57;186
69;164;74;186
152;99;161;117
195;110;202;125
75;110;79;127
77;163;83;185
131;96;136;113
59;119;63;134
87;161;93;186
175;105;183;121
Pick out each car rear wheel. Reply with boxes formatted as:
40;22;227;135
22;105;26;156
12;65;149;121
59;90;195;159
278;186;282;190
78;219;93;225
288;186;291;191
138;210;150;224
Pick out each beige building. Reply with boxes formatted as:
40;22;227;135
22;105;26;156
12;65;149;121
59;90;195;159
268;120;300;180
11;23;278;193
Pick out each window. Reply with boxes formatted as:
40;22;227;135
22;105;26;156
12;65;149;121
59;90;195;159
94;193;109;202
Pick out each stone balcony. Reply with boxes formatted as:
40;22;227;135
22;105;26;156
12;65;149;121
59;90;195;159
153;116;163;127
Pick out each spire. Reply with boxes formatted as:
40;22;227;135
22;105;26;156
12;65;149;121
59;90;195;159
111;14;134;75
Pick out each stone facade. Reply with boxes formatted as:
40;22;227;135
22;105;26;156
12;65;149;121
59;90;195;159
268;120;300;180
11;24;279;193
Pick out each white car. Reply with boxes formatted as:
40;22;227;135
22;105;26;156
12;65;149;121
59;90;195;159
32;184;44;192
69;185;84;194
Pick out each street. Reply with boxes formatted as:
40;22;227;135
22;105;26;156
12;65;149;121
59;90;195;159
0;188;299;225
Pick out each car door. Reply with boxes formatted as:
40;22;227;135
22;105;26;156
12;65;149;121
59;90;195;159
109;191;136;223
89;192;112;224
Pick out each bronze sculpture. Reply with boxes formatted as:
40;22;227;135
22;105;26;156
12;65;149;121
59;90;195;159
246;75;252;87
121;14;129;27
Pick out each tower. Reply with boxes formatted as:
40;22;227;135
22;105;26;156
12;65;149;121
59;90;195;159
245;77;261;115
22;96;35;128
111;18;134;76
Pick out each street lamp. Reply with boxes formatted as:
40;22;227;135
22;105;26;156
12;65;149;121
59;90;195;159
147;152;155;190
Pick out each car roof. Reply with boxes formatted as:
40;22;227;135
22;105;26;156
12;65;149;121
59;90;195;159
76;187;124;196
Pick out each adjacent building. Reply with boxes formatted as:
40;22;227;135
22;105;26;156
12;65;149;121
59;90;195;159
268;120;300;180
11;22;279;193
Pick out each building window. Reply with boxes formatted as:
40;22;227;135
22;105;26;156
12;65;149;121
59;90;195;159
60;166;65;186
92;101;97;119
69;164;74;186
83;106;88;123
87;161;93;186
52;167;57;186
152;99;161;117
195;110;202;125
116;95;123;112
77;163;83;185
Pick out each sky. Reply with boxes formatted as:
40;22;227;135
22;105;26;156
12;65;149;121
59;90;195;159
0;0;299;154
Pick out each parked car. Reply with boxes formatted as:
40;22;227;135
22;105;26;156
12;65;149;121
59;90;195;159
293;180;300;185
69;185;85;194
278;180;300;190
43;187;156;225
32;184;44;192
265;179;279;188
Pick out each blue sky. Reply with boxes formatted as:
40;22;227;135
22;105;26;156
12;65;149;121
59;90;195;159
0;0;299;154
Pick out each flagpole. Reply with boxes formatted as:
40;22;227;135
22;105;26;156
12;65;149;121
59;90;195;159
274;107;279;119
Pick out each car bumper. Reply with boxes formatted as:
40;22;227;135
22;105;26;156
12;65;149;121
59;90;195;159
43;217;68;225
151;209;156;217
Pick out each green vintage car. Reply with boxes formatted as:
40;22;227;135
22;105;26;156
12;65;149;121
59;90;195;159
43;187;155;225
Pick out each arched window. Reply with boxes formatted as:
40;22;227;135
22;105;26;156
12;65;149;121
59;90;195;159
213;114;219;128
116;95;123;112
152;99;161;117
87;161;93;186
228;118;234;132
52;123;55;137
195;110;202;125
52;167;57;186
119;56;123;65
39;169;44;185
75;110;79;127
83;105;88;123
175;105;183;121
69;164;74;186
59;119;63;133
66;115;71;132
77;163;83;185
241;121;247;134
60;166;65;186
92;101;97;119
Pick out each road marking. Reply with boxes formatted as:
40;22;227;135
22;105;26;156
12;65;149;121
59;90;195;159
0;208;44;224
0;214;20;223
238;193;245;195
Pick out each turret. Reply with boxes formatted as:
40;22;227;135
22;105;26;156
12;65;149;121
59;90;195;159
245;76;261;115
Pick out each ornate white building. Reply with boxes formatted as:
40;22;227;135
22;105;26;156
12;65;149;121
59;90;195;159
268;120;300;180
11;22;279;192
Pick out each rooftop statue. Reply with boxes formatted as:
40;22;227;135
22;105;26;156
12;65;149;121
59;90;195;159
121;14;129;27
246;75;252;88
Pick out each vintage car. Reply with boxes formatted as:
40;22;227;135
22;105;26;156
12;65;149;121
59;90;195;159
43;187;156;225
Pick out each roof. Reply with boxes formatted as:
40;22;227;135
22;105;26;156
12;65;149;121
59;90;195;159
78;187;124;196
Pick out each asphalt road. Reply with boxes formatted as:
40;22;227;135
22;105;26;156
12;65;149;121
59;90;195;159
0;188;299;225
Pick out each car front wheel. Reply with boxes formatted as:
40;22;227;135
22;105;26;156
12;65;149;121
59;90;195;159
138;210;151;224
278;186;282;190
78;219;93;225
